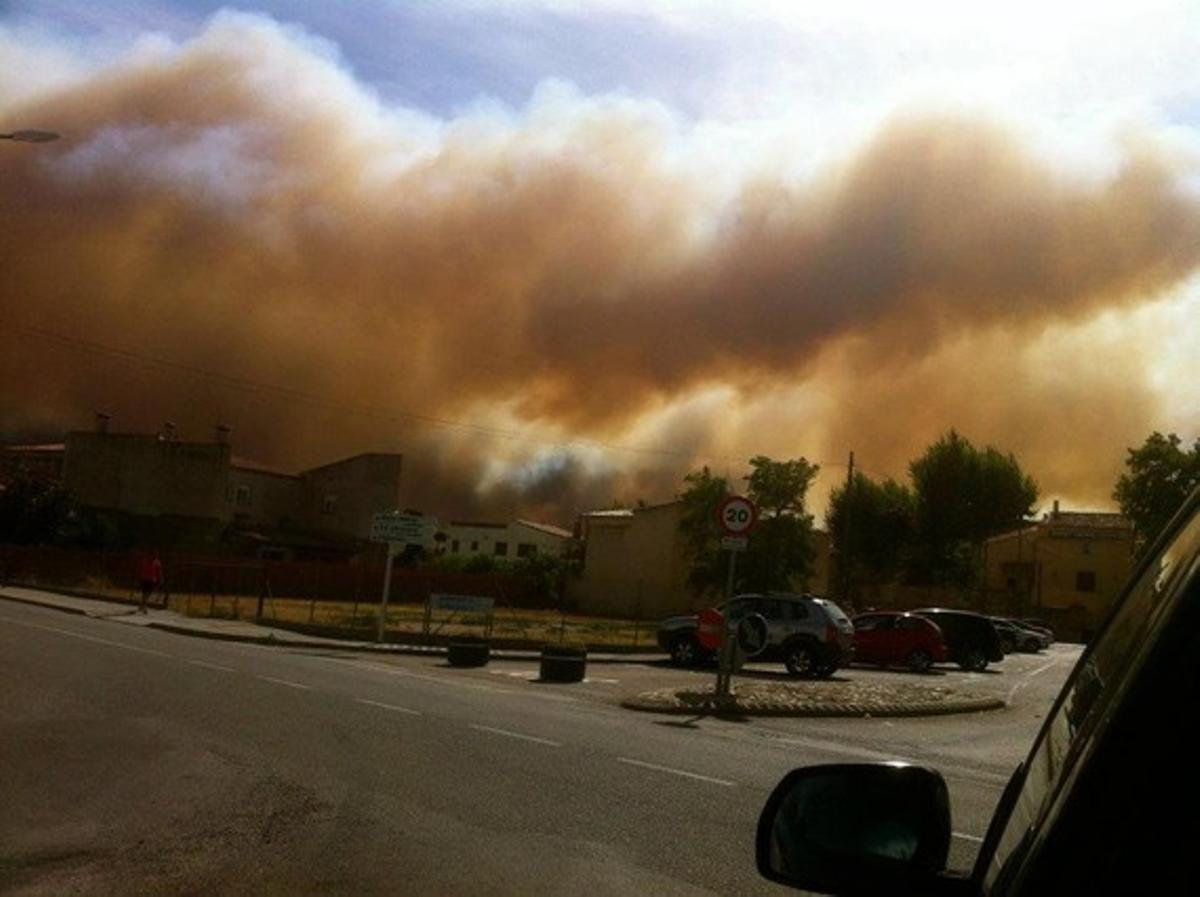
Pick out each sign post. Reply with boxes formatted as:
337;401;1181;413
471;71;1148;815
714;495;757;703
377;541;397;643
371;511;437;644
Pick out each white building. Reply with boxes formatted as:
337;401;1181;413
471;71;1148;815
441;519;572;560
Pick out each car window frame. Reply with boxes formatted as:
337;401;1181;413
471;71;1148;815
977;488;1200;893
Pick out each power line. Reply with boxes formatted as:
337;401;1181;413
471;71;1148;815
7;321;866;475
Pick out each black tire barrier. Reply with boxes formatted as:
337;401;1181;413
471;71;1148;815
448;640;490;668
540;646;586;682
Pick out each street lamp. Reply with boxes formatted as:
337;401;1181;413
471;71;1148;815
0;129;60;143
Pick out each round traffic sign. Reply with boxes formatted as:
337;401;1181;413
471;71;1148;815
696;607;725;651
736;613;769;657
717;495;758;535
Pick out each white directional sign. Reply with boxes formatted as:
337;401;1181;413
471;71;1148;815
718;496;758;536
370;511;436;546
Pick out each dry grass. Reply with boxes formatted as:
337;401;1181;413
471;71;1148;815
170;593;656;648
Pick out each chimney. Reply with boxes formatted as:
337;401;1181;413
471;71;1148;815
94;411;111;434
215;424;232;445
162;421;178;442
1052;499;1060;517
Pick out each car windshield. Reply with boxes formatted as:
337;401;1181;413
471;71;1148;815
3;3;1197;895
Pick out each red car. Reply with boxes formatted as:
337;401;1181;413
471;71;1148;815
851;611;948;673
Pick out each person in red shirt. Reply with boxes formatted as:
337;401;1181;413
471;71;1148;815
137;550;163;614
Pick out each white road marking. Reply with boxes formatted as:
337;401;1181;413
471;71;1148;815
0;616;172;657
1025;658;1060;679
617;757;736;787
469;724;561;747
584;677;620;684
952;832;984;843
188;659;236;672
257;675;312;691
355;698;421;715
334;658;579;703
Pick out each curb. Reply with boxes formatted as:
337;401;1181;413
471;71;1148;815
620;688;1005;719
0;591;90;617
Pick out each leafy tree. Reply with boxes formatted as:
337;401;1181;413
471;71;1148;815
1114;432;1200;551
0;470;76;545
908;431;1038;586
739;455;820;592
676;457;820;597
677;466;731;596
826;473;916;593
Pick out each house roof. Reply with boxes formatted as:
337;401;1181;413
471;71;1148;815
447;520;507;530
516;519;573;539
987;510;1132;544
1045;511;1131;531
231;456;301;479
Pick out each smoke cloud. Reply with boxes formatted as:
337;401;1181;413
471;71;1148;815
2;12;1198;522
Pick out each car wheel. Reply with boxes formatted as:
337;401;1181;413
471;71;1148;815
784;643;816;678
669;635;699;667
959;648;987;672
814;662;837;679
906;649;933;674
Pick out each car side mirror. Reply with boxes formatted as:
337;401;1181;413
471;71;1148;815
756;763;951;895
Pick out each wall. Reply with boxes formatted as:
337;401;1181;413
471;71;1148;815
570;504;694;619
303;453;403;539
985;522;1134;633
63;432;231;521
227;466;305;530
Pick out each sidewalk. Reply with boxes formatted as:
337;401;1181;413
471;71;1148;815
0;585;664;664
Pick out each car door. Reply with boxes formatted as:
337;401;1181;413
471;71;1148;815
852;614;885;664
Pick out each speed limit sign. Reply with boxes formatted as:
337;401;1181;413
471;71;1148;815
718;495;758;535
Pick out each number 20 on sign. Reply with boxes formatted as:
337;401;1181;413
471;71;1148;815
718;496;757;536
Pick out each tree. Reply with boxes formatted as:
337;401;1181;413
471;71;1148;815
0;470;76;545
677;466;731;596
1114;432;1200;551
739;455;820;592
826;473;916;594
908;431;1038;587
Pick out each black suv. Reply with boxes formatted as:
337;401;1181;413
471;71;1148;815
755;487;1200;895
911;608;1005;671
657;593;855;678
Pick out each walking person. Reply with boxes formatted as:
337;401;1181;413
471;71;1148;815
138;549;163;614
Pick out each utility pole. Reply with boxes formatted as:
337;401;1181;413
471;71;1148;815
841;451;855;605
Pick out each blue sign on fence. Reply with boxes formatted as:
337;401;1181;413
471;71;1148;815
428;593;495;614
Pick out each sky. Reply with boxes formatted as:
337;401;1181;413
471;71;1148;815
1;1;1198;523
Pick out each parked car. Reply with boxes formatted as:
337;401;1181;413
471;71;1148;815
989;617;1020;654
1016;618;1055;643
753;487;1200;895
851;612;948;673
657;593;855;678
909;608;1004;671
1005;618;1052;652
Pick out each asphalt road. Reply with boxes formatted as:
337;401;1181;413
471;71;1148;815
0;598;1078;895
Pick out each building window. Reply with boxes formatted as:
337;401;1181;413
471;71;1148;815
517;543;536;558
471;541;479;552
494;541;508;557
321;494;337;514
451;540;460;553
1076;571;1096;593
234;484;252;507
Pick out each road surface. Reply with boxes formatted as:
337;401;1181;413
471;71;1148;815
1;598;1077;895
